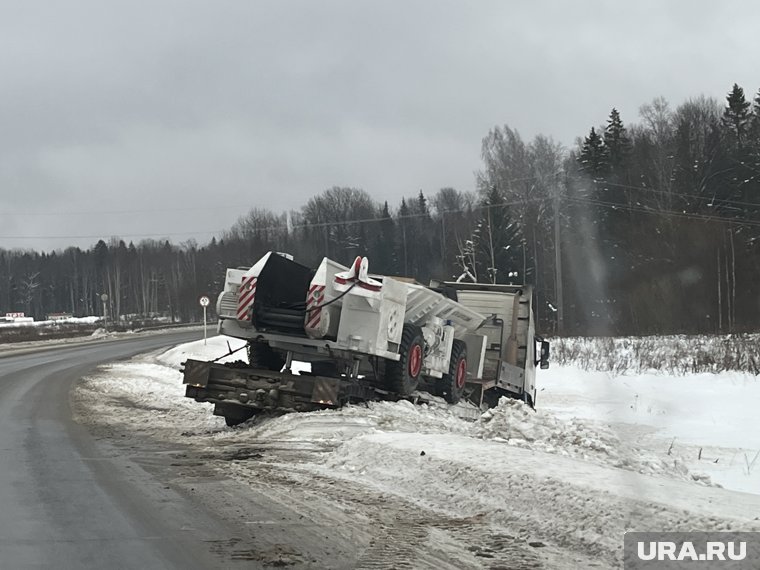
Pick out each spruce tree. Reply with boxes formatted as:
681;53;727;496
372;201;397;275
603;108;631;171
578;127;608;176
417;190;429;217
722;83;752;148
750;88;760;148
398;198;410;275
409;190;434;280
747;89;760;217
481;186;521;283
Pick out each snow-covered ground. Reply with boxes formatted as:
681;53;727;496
76;335;760;568
0;315;101;328
539;366;760;494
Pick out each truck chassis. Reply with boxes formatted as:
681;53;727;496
182;356;493;425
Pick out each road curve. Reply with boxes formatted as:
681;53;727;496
0;332;250;570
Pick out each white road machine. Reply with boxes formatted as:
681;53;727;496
182;252;549;425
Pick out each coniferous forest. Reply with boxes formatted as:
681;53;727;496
3;84;760;336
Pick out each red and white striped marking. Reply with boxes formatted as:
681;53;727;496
305;284;326;330
236;276;257;321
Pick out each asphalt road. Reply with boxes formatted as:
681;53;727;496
0;332;253;570
0;332;553;570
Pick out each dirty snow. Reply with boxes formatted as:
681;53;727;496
476;398;702;483
75;334;760;568
82;336;712;484
79;335;759;494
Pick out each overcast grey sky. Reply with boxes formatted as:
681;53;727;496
1;0;759;251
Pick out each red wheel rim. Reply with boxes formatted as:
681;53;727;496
409;344;423;378
455;358;467;389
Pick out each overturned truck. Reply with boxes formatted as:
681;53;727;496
182;252;549;425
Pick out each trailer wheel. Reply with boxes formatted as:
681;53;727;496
311;361;342;378
214;403;255;426
439;339;467;404
224;415;250;427
482;387;507;409
247;342;285;371
386;323;425;395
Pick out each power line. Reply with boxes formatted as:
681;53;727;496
0;196;545;241
0;229;226;240
590;180;760;210
7;191;756;241
567;196;760;229
0;205;258;217
0;174;547;221
9;178;758;241
227;197;547;235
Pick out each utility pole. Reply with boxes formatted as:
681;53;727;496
440;211;446;263
554;174;564;335
486;207;496;284
402;224;408;276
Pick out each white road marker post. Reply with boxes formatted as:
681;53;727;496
100;293;109;333
199;295;210;345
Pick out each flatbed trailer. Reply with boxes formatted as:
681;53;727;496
182;358;377;421
182;357;487;424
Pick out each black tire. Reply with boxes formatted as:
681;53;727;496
311;361;340;377
482;387;507;409
247;342;285;371
386;323;425;395
224;415;249;427
439;339;468;404
214;403;255;426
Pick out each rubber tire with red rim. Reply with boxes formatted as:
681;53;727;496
439;339;468;404
386;323;425;395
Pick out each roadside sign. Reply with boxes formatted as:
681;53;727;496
100;294;108;331
199;295;210;344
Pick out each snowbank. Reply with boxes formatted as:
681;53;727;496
476;397;698;482
75;335;760;568
156;334;248;368
210;399;473;446
218;395;705;485
82;336;719;488
316;432;759;566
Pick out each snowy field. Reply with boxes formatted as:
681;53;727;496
76;335;760;568
552;334;760;375
0;315;101;328
540;366;760;494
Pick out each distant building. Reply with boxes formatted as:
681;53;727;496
48;313;73;321
1;313;34;324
